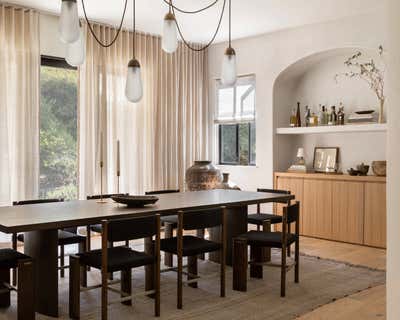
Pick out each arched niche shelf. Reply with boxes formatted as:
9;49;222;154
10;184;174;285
272;47;386;173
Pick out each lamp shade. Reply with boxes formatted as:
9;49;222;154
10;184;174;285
125;59;143;103
66;28;85;67
297;148;305;158
162;12;178;54
59;0;80;44
221;47;237;86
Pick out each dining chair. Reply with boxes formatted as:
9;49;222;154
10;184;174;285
12;199;87;287
0;248;35;319
145;189;180;267
69;215;161;320
160;207;226;309
233;202;300;297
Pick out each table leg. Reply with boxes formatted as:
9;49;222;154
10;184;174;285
144;237;155;297
24;229;58;317
209;206;247;266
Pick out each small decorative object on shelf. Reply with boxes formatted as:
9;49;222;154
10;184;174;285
328;106;337;125
304;105;311;127
290;108;297;127
309;111;318;127
296;102;302;127
347;163;370;176
335;46;385;123
347;109;376;124
372;161;387;177
185;161;222;191
288;147;307;172
313;147;339;173
337;103;345;125
217;173;241;190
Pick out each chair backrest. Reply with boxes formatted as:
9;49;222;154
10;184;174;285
282;202;300;239
257;188;291;204
104;215;160;243
13;198;64;206
179;207;225;231
86;193;127;200
145;189;180;195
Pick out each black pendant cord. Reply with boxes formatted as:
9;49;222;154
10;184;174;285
171;0;226;52
81;0;128;48
162;0;220;14
132;0;136;58
228;0;231;48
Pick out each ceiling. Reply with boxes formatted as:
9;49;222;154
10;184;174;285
6;0;383;43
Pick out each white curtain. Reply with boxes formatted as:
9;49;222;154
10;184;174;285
79;23;209;198
0;5;40;206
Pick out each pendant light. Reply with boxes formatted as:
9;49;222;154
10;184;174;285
125;0;143;102
162;1;178;53
59;0;80;43
66;22;85;67
221;0;237;86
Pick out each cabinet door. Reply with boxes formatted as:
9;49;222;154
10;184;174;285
274;177;304;232
332;181;364;244
364;183;386;248
303;179;332;239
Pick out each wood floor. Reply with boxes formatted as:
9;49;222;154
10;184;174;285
297;236;386;320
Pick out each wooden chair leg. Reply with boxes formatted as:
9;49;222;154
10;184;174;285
69;255;81;319
250;246;263;279
101;266;108;320
86;226;91;271
287;224;291;257
295;239;299;283
121;269;132;306
154;253;160;317
12;233;17;286
17;259;34;320
107;241;114;281
177;253;183;309
232;238;247;292
0;268;10;308
281;247;287;297
220;246;226;298
60;245;65;278
145;238;155;297
78;242;87;288
196;229;205;260
163;223;173;267
187;256;198;288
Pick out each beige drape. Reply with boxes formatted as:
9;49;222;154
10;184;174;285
0;5;40;206
79;23;209;198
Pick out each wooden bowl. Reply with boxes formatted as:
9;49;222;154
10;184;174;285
372;161;387;177
111;195;159;207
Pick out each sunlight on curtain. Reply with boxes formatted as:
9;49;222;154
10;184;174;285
79;23;209;198
0;5;40;207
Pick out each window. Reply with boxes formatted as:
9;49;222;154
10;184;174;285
216;76;256;166
39;56;78;200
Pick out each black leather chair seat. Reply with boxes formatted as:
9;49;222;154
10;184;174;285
160;235;221;257
90;224;103;233
78;246;155;273
0;249;31;269
17;230;85;246
160;215;178;226
238;231;298;248
247;213;283;225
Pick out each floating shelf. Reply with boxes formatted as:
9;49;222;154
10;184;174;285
276;123;387;135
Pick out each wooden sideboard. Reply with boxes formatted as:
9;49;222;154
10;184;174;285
274;172;387;248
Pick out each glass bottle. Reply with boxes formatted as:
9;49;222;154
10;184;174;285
310;112;318;127
296;102;301;127
304;105;311;127
328;106;337;125
290;109;297;127
322;105;329;125
337;103;345;125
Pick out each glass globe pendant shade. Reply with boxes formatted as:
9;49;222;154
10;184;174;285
125;59;143;103
66;28;85;67
59;0;80;44
162;12;178;54
221;47;237;86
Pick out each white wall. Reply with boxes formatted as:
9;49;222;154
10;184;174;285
386;0;400;319
209;12;386;190
40;13;65;58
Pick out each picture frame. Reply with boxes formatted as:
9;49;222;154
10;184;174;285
313;147;339;173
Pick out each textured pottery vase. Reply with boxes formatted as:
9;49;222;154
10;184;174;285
217;173;241;190
185;161;223;191
372;161;387;177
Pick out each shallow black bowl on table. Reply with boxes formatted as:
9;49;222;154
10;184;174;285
111;195;159;207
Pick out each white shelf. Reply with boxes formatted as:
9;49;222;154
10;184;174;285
276;123;387;135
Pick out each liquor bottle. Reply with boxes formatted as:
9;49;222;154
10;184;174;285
290;109;297;127
304;105;311;127
318;104;323;125
296;102;301;127
322;105;329;125
328;106;337;125
337;103;345;125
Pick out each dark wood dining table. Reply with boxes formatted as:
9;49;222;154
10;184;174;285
0;189;293;317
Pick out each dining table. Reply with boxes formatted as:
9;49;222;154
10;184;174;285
0;189;294;317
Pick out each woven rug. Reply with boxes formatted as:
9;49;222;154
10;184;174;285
0;249;385;320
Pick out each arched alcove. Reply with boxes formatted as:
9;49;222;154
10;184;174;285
273;47;386;172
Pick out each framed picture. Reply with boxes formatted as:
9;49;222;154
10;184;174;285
313;147;339;173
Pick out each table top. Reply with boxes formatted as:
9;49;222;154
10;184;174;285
0;190;294;233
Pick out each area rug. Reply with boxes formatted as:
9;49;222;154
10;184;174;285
0;249;385;320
